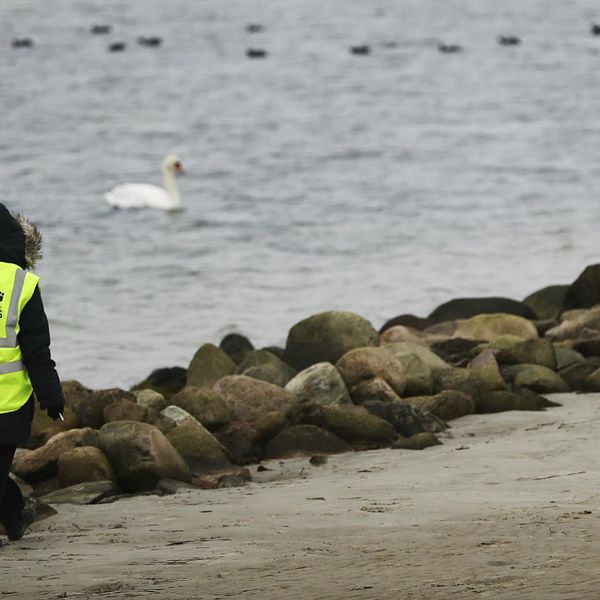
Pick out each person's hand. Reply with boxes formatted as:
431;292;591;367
46;405;64;421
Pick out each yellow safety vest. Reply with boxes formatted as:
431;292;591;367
0;261;39;414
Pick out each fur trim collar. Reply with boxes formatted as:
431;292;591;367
12;213;43;269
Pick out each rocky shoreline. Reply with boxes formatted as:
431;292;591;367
8;263;600;512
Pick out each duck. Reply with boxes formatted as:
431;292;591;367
350;45;371;55
104;155;185;211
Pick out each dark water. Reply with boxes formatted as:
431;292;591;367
2;1;600;388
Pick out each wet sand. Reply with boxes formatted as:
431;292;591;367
3;392;600;599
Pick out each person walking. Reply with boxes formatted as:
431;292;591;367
0;203;64;544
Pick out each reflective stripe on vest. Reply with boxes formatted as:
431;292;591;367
0;263;39;414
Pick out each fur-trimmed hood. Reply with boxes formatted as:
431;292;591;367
0;203;43;270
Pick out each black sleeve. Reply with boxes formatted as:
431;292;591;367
17;286;65;410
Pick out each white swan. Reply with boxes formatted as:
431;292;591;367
104;155;185;210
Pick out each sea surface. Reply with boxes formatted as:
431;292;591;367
2;0;600;389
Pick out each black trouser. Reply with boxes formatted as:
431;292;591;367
0;446;24;528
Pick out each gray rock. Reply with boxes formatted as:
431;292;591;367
503;364;570;394
236;350;297;387
169;386;232;429
384;342;450;372
285;362;351;406
99;421;190;492
133;389;168;413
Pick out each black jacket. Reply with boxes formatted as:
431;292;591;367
0;203;64;446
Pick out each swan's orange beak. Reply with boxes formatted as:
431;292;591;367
174;162;185;175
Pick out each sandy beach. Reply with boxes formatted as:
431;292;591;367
2;392;600;600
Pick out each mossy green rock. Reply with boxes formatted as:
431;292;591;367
555;347;585;370
558;362;597;391
523;285;569;321
166;420;231;473
495;338;557;370
170;386;232;430
503;364;570;394
253;411;288;441
467;349;508;391
296;404;397;449
476;390;556;413
264;425;351;459
235;350;297;387
453;313;538;342
349;377;401;404
392;432;442;450
187;344;237;389
384;342;450;372
409;390;474;422
133;389;168;413
284;311;378;370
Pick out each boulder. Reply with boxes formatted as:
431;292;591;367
336;347;407;397
78;388;138;429
219;333;255;365
428;297;537;322
429;338;483;367
133;389;168;413
555;347;586;370
29;406;78;449
384;342;450;372
494;338;557;370
476;390;556;413
379;325;428;346
295;404;397;449
12;428;99;482
558;362;598;391
349;377;402;404
103;399;157;424
40;480;120;505
264;425;351;459
284;311;379;370
409;390;475;422
394;353;434;396
452;313;538;342
214;421;262;464
503;364;570;394
61;380;93;415
467;350;508;391
98;421;190;492
584;367;600;392
252;411;288;441
379;314;432;333
434;366;505;402
392;432;442;450
166;420;231;473
169;386;232;429
235;350;297;387
187;343;236;388
285;362;351;406
545;306;600;341
57;446;116;488
131;366;187;401
562;264;600;311
523;285;569;321
213;375;298;422
362;400;447;437
160;405;199;426
573;334;600;358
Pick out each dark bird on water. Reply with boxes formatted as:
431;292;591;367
591;24;600;36
91;25;111;35
11;39;33;48
137;36;162;47
438;43;462;53
350;45;371;55
246;48;268;58
498;35;521;46
246;24;265;33
108;42;126;52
